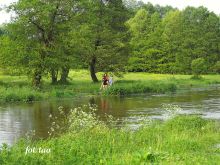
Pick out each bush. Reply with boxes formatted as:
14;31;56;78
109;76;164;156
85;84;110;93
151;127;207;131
191;58;207;77
5;93;21;102
212;61;220;74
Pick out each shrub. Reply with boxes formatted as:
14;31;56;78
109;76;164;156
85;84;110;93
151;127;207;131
26;94;35;102
191;58;207;78
5;93;21;102
212;61;220;74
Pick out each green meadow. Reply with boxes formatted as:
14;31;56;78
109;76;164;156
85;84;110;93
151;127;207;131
0;70;220;103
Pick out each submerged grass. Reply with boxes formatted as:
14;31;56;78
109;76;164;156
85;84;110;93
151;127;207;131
0;70;220;102
0;105;219;164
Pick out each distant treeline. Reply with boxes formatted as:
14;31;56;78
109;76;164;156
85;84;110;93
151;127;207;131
126;1;220;74
0;0;219;87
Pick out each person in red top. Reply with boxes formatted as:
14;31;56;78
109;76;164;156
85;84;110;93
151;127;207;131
100;73;109;90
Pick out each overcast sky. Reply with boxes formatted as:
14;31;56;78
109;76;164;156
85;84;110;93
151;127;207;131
0;0;17;24
0;0;219;25
143;0;219;14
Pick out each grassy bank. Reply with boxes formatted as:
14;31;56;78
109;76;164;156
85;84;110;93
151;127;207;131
103;80;177;95
0;111;219;164
0;70;220;102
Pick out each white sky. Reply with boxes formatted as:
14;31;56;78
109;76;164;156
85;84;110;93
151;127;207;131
0;0;219;25
142;0;220;14
0;0;17;24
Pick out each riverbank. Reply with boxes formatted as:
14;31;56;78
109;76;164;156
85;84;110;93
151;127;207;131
0;113;219;164
1;70;220;102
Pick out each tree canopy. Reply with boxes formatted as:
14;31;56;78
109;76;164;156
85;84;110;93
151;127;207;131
127;5;220;74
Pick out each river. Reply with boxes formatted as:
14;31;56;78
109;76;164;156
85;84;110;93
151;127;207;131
0;86;220;145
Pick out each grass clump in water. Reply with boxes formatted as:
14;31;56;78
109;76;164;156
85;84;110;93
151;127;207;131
103;80;177;95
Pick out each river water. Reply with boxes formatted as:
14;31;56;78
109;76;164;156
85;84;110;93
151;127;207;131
0;86;220;145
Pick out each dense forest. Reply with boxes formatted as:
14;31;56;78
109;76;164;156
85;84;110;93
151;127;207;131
0;0;219;87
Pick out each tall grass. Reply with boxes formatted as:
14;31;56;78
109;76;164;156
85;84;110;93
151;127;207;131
103;80;177;95
0;87;44;102
0;105;219;164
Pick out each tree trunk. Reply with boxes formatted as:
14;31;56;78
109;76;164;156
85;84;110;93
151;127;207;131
90;57;99;83
59;67;69;84
32;70;42;88
51;69;58;84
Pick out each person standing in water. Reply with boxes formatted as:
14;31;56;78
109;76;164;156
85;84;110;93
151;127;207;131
100;73;109;90
108;74;113;86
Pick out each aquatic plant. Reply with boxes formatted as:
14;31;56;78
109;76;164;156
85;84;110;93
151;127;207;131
48;104;115;137
162;104;182;120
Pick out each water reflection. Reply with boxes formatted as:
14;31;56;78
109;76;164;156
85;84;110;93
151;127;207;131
0;86;220;145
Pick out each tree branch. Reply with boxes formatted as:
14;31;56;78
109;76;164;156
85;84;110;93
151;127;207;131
29;19;46;42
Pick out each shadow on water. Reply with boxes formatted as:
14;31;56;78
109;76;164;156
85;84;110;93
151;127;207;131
0;86;220;145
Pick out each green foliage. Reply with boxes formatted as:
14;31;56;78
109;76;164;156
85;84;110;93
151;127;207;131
0;87;43;103
73;0;130;82
191;58;207;77
127;4;220;74
0;0;130;85
0;0;84;86
212;61;220;74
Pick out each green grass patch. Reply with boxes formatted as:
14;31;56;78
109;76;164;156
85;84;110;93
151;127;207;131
103;80;177;95
0;87;44;103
